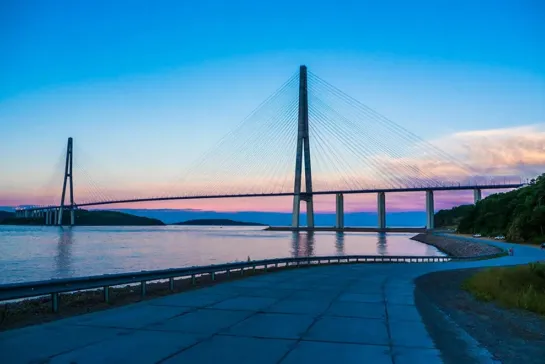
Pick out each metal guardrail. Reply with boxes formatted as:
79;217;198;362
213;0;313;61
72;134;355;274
0;254;454;312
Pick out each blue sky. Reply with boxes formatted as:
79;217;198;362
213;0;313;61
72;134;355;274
0;0;544;209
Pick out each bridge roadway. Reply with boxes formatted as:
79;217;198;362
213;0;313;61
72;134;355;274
21;183;523;211
2;236;543;364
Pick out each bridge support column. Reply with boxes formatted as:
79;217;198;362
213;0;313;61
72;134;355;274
426;190;434;230
473;189;482;204
335;193;344;229
377;192;386;230
53;209;58;226
70;208;75;226
305;196;314;228
291;196;300;227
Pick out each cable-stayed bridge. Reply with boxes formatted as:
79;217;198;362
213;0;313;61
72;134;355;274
15;66;524;229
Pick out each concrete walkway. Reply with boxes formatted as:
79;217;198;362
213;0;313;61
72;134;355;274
2;237;545;364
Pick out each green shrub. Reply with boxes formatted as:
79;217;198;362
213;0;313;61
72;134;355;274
463;263;545;315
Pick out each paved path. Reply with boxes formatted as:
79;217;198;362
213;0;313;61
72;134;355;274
2;237;545;364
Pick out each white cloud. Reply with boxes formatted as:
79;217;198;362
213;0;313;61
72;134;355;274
428;123;545;177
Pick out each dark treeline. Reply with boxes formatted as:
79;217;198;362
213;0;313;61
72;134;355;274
0;210;164;226
435;173;545;243
0;211;15;223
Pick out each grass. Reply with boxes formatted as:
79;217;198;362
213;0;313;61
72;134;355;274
463;263;545;315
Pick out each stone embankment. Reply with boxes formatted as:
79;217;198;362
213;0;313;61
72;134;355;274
411;233;504;258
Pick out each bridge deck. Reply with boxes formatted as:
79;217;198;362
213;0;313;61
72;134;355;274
21;183;523;211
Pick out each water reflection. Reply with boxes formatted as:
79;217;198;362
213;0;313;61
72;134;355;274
377;233;388;256
55;227;74;278
291;232;315;257
335;232;345;255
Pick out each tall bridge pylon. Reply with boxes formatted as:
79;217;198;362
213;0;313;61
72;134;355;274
292;65;314;228
58;137;75;225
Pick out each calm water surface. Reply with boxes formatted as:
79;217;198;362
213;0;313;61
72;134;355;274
0;225;443;284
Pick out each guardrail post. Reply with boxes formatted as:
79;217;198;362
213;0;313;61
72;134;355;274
169;278;174;291
51;293;59;313
141;281;146;297
104;286;109;303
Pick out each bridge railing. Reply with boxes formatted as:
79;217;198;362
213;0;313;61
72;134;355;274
0;254;465;312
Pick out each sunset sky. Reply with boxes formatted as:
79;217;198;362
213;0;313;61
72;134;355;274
1;0;544;212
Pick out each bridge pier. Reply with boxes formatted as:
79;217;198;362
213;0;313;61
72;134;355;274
70;208;75;226
377;192;386;230
473;189;482;204
335;193;344;229
426;190;434;230
292;196;301;227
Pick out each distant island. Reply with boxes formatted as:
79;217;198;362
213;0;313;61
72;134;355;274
173;218;267;226
435;173;544;244
0;209;164;226
0;211;15;224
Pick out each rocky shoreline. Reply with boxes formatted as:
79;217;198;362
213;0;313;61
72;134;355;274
411;233;505;258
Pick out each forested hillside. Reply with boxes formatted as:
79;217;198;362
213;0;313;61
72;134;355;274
435;173;545;243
